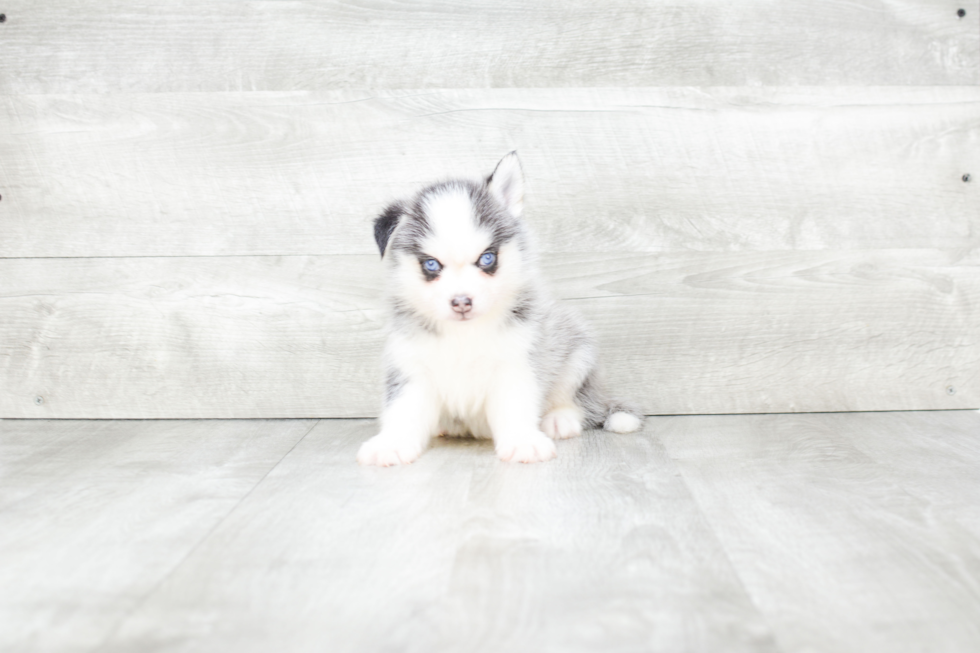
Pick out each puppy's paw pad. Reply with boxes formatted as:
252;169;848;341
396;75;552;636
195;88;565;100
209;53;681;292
541;408;583;440
356;434;422;467
604;412;642;434
496;431;557;464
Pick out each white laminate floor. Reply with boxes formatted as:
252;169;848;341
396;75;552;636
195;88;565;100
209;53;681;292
2;411;979;653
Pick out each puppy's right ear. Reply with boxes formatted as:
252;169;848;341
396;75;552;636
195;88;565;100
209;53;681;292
487;151;525;218
373;203;403;258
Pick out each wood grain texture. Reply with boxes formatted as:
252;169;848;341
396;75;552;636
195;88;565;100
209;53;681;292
0;256;385;419
659;411;980;653
836;411;980;539
1;87;978;258
0;0;975;94
4;413;980;652
0;419;317;653
89;419;777;653
1;249;976;418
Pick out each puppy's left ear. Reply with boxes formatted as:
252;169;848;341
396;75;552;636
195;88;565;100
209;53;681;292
373;202;403;258
487;151;524;218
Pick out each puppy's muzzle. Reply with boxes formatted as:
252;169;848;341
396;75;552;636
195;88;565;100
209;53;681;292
451;295;473;316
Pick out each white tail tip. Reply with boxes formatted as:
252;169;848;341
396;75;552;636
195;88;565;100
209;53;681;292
604;412;642;434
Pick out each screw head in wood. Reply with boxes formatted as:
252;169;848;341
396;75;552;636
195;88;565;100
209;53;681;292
958;8;966;18
946;386;956;396
34;396;44;405
964;173;972;183
0;14;6;23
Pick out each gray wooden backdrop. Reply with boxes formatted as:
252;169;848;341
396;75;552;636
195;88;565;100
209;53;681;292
1;1;978;418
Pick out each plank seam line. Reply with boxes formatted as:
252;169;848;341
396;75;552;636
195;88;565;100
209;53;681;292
0;254;374;260
87;418;321;653
2;246;977;262
658;435;789;652
644;408;980;417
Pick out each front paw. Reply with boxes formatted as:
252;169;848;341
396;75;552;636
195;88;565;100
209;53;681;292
356;433;423;467
496;430;557;464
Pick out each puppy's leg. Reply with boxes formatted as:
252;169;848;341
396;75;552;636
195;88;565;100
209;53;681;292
486;364;557;464
540;348;591;440
357;380;439;467
540;404;584;441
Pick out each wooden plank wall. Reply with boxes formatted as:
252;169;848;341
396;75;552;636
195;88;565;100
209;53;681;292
0;1;978;418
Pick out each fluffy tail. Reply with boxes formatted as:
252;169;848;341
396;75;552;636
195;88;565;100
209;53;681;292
576;373;644;433
603;404;644;434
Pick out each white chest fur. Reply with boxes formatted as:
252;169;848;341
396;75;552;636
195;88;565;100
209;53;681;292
388;319;537;436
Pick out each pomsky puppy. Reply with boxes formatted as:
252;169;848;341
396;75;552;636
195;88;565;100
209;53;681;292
357;152;642;466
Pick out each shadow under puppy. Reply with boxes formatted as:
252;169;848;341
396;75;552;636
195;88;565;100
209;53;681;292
358;152;642;466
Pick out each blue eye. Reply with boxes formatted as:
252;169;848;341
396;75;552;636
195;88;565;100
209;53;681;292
478;252;496;268
423;258;441;273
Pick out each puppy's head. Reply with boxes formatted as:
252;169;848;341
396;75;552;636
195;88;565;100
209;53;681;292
374;152;530;326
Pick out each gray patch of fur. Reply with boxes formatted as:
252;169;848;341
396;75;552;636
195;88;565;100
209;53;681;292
384;368;407;406
525;296;642;428
386;180;522;258
575;370;643;429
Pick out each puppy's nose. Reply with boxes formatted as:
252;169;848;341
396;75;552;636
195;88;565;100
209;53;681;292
451;295;473;314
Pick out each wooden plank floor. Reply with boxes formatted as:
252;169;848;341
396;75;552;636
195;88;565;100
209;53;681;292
1;411;978;652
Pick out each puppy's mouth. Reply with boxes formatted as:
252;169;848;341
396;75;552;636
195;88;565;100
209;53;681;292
448;308;478;322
